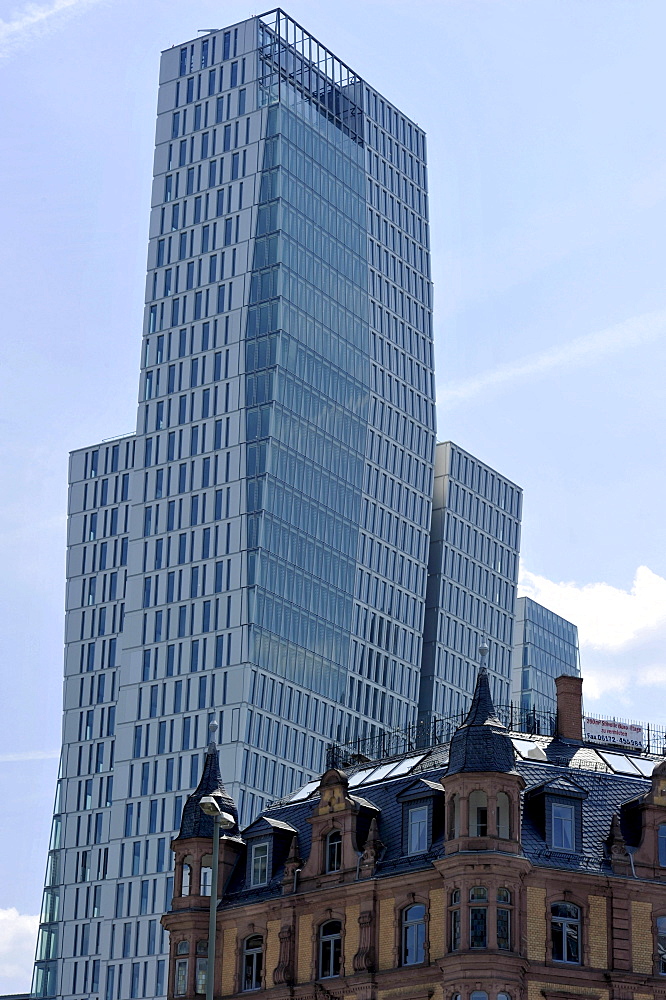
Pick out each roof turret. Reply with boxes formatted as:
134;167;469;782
446;641;516;776
175;723;239;840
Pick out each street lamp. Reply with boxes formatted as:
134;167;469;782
199;724;235;1000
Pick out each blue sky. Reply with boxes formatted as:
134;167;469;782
1;0;665;990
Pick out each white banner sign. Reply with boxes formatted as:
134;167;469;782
584;716;643;750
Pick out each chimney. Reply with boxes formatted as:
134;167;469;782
555;675;583;740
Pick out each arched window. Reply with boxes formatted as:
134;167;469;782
195;940;208;995
551;902;581;964
496;792;510;838
319;920;342;979
326;830;342;873
449;889;461;952
657;916;666;974
243;935;263;991
470;992;488;1000
469;886;488;948
497;993;512;1000
181;861;192;896
401;904;426;965
497;888;511;950
177;941;189;955
469;790;488;837
200;855;212;895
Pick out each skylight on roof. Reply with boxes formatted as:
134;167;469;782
347;767;376;788
597;751;641;775
359;761;397;783
384;753;427;777
627;756;659;777
511;737;539;757
288;779;320;802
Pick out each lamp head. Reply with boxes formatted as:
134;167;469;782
200;794;235;829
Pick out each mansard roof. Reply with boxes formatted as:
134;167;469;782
214;728;664;906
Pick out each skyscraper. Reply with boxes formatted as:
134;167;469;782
33;12;435;998
418;441;522;727
511;595;581;718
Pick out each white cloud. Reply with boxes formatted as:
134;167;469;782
519;564;666;651
0;0;102;57
0;909;38;995
437;307;666;408
518;565;666;707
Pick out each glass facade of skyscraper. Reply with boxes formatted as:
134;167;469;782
511;595;580;717
33;12;435;999
419;442;522;725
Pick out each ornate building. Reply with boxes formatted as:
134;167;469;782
162;666;666;1000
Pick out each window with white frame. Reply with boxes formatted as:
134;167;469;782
551;803;575;850
401;904;426;965
407;805;428;854
318;921;342;979
250;843;269;887
551;902;581;963
243;935;263;991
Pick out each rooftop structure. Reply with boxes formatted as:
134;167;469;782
161;670;666;999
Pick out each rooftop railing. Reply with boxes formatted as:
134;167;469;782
327;704;666;769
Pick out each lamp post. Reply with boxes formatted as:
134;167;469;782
199;723;235;1000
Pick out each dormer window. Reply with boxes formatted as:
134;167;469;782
552;803;575;850
407;805;428;854
326;830;342;873
527;779;586;854
251;843;269;886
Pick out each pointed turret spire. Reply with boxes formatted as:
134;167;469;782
175;721;239;840
446;639;516;775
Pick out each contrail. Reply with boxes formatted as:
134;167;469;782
0;0;102;57
0;750;59;763
438;307;666;408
